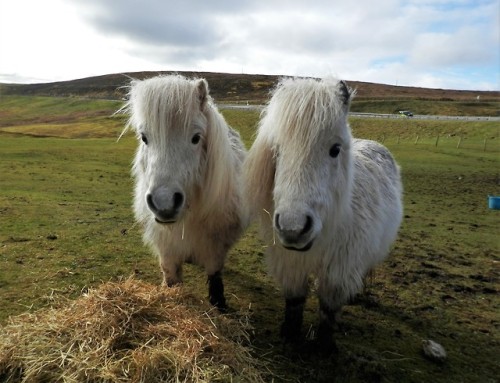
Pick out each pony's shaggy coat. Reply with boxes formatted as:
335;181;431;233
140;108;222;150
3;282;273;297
123;75;247;308
244;77;403;346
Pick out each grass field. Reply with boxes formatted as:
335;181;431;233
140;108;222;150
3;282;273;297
0;96;499;382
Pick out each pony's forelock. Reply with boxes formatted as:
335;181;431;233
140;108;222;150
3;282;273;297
121;75;209;144
261;77;353;154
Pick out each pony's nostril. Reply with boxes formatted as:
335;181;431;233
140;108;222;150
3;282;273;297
146;193;156;211
301;215;313;236
274;214;281;230
173;192;184;210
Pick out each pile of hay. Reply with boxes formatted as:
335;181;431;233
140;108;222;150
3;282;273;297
0;278;268;382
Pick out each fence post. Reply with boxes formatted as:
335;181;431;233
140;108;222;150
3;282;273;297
435;134;440;147
415;135;419;145
457;136;462;149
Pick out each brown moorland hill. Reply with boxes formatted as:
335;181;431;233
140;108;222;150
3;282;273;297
1;71;498;103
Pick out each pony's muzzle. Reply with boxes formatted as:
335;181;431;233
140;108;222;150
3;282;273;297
274;212;315;252
146;188;184;224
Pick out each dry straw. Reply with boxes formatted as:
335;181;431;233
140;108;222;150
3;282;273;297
0;278;268;383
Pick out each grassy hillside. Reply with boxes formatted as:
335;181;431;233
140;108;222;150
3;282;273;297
0;96;124;138
0;96;499;382
1;70;499;116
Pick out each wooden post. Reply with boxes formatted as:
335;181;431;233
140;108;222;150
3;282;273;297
415;135;419;144
435;134;440;147
457;136;462;149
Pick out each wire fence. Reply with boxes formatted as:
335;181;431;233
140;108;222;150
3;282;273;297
363;134;499;153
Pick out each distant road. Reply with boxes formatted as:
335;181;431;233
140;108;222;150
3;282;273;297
349;112;500;122
218;104;500;122
218;104;264;112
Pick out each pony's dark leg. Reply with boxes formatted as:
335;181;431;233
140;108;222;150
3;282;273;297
317;298;340;354
208;271;227;311
280;296;306;342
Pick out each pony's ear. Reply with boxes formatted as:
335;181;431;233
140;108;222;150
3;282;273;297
244;134;275;218
196;79;209;110
339;80;352;106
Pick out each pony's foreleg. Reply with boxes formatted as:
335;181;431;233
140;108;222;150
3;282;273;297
204;252;228;311
207;271;227;311
273;266;309;342
280;296;307;342
159;255;183;287
317;298;341;354
317;285;348;354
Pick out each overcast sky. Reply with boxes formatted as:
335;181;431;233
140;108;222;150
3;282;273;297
0;0;498;90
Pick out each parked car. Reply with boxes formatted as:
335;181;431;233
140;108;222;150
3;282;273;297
399;110;413;117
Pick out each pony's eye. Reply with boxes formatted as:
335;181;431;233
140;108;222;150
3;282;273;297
140;133;148;145
191;133;201;145
329;143;341;158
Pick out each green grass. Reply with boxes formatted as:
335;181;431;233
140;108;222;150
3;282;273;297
0;97;499;382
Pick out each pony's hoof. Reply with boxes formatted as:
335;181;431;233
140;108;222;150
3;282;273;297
216;302;228;313
209;296;228;312
280;322;303;343
316;321;338;355
317;337;338;356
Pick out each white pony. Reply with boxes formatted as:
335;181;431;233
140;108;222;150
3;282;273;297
244;77;403;350
123;75;247;310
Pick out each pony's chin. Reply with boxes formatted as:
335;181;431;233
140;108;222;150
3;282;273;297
283;240;314;252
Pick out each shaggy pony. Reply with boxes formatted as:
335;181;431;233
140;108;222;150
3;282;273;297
122;75;247;309
244;77;403;350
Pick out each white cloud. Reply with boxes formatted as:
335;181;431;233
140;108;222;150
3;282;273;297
0;0;498;90
409;27;496;69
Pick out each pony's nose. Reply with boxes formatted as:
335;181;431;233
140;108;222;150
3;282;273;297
274;212;314;251
146;189;184;223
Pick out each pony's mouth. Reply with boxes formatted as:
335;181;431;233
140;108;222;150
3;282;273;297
154;217;177;225
283;240;314;252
